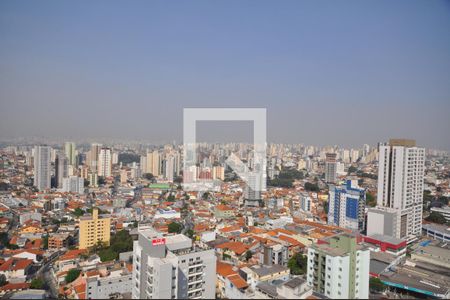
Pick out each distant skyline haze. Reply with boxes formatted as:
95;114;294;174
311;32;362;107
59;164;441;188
0;0;449;150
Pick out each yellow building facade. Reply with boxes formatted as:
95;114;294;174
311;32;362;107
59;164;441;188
78;208;110;249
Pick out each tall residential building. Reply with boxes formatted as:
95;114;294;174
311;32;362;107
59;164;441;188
98;147;112;177
132;226;216;299
145;150;161;176
164;154;175;182
140;155;148;174
64;142;76;166
306;233;370;299
300;192;312;212
244;173;263;207
325;153;337;184
372;139;425;241
212;165;225;180
55;153;68;188
62;176;84;194
328;179;366;232
88;143;102;173
33;145;51;191
79;208;111;249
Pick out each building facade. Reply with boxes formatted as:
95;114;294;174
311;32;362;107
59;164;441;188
325;153;337;184
78;208;111;249
33;145;51;191
98;147;112;177
132;226;216;299
374;139;425;241
328;179;366;232
306;234;370;299
62;176;84;194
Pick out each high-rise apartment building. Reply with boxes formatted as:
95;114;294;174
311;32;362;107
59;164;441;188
328;179;366;232
306;233;370;299
79;208;111;249
164;154;175;182
325;153;337;184
55;152;68;188
146;150;161;176
88;143;102;173
132;226;216;299
33;145;51;191
372;139;425;241
98;147;112;177
64;142;76;166
212;165;225;180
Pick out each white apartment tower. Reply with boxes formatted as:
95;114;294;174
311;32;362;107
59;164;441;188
375;139;425;241
132;226;216;299
33;145;51;191
98;147;112;177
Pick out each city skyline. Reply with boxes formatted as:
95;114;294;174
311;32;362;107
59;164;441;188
1;1;450;150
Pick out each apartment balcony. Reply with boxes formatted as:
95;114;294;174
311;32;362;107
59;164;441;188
188;260;203;266
188;267;203;275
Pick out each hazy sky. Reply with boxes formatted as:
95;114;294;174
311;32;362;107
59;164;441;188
1;1;449;149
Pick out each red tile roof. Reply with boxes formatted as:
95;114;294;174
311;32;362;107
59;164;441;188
0;258;33;271
216;241;249;256
227;273;248;289
0;282;30;291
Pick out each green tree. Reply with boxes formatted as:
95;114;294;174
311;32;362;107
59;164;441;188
185;229;194;239
245;250;253;261
304;182;319;192
425;212;447;224
168;222;183;234
369;277;385;292
143;173;154;181
43;235;49;250
347;166;358;174
97;176;106;185
30;277;45;289
323;201;329;214
288;253;307;275
99;248;117;262
65;269;81;283
366;192;376;207
73;208;84;217
0;274;6;287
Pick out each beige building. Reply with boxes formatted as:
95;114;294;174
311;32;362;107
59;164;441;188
78;208;110;249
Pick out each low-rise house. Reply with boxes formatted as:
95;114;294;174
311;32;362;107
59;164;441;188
0;258;33;282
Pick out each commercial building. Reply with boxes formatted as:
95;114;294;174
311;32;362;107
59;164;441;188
306;233;370;299
33;145;51;191
78;208;111;249
430;206;450;222
367;207;402;238
132;226;216;299
372;139;425;241
422;223;450;242
362;234;406;256
328;179;366;232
